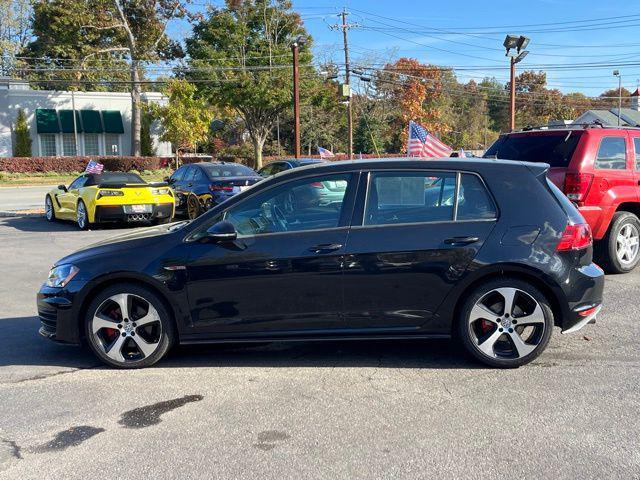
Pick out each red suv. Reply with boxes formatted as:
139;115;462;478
485;125;640;273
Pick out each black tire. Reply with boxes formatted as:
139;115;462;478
76;200;90;230
457;278;554;368
599;211;640;274
187;194;201;220
45;195;56;222
84;283;176;369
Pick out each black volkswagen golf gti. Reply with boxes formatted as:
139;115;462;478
38;159;604;369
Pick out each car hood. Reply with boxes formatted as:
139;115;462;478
54;221;188;267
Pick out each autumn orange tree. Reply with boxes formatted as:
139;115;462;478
375;57;450;152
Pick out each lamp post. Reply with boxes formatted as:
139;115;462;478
614;70;622;126
291;35;305;159
503;35;530;131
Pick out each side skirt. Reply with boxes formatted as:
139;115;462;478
179;333;452;345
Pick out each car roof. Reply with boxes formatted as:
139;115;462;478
266;157;549;179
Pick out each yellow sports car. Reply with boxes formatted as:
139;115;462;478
44;171;175;229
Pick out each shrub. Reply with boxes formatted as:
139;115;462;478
13;109;32;157
0;156;173;173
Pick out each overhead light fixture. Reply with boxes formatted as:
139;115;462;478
513;51;529;64
504;34;530;57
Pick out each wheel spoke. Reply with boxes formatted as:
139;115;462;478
515;304;545;325
469;303;499;323
105;335;126;362
476;328;503;357
92;313;118;333
135;306;160;327
508;330;537;358
131;335;158;358
495;287;517;317
111;293;130;321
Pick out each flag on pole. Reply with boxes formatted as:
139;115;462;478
407;121;453;158
318;146;335;159
85;160;104;174
458;148;467;158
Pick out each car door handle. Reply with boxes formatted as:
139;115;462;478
187;183;193;187
444;236;479;246
308;243;343;253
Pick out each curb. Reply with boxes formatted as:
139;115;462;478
0;211;44;218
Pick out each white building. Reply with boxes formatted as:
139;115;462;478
0;77;172;157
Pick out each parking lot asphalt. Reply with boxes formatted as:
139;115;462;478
0;216;638;479
0;186;52;213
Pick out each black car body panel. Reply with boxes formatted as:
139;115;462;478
38;159;604;346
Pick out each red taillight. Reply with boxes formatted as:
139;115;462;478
309;182;324;189
209;184;233;192
577;305;599;318
564;173;593;203
556;223;592;251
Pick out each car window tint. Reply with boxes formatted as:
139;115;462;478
633;138;640;170
68;176;86;190
223;174;351;236
202;164;257;177
192;168;205;182
259;165;273;176
171;167;186;182
484;132;582;167
184;167;196;182
595;137;627;170
271;163;288;174
457;174;497;220
364;172;456;225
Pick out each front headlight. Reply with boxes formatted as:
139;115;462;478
46;264;79;288
97;190;124;199
152;188;172;196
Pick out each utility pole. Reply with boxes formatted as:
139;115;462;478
291;38;302;159
509;57;516;131
503;35;530;131
613;70;621;126
331;9;359;159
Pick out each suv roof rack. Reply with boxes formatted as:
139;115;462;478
512;121;640;133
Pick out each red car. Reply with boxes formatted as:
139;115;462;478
485;125;640;273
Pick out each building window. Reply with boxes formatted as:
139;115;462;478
84;133;100;156
62;134;77;156
104;134;120;156
40;134;57;156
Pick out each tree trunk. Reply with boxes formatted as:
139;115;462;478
252;136;265;169
130;60;142;156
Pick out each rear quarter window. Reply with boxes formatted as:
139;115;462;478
484;132;582;168
595;136;627;170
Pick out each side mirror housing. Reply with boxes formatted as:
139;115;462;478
58;184;67;192
164;176;175;185
206;220;237;242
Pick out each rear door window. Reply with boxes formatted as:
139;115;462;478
595;137;627;170
484;132;582;167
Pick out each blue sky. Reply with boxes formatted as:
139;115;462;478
290;0;640;96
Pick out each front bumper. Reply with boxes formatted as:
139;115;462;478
37;283;83;345
94;203;174;223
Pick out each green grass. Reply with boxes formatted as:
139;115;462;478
0;169;173;186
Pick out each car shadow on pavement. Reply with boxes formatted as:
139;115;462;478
0;216;146;233
0;316;483;370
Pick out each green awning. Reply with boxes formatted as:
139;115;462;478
36;109;60;134
59;110;82;133
102;110;124;134
80;110;103;133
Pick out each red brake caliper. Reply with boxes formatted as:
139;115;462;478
480;319;494;334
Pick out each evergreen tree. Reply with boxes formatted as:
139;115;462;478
13;109;32;157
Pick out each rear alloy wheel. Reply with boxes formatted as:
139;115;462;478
45;195;56;222
76;200;90;230
602;211;640;273
187;195;201;220
84;284;175;368
458;279;553;368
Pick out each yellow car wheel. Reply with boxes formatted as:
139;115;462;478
45;195;56;222
187;195;201;220
77;200;90;230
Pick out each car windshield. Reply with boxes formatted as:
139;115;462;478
93;172;145;184
201;164;257;178
484;131;582;168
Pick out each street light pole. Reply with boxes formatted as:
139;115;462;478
503;35;530;132
614;70;622;126
291;37;304;159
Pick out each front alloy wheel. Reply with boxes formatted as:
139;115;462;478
459;279;553;368
45;195;55;222
187;195;201;220
85;284;174;368
77;200;89;230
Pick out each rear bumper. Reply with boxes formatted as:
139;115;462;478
560;262;604;333
94;203;173;223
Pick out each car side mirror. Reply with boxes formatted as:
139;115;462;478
206;220;237;242
58;184;67;192
164;176;175;185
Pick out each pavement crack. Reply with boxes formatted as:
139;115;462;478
9;364;103;385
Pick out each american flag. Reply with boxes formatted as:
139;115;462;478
318;146;334;159
407;121;453;158
85;160;104;174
